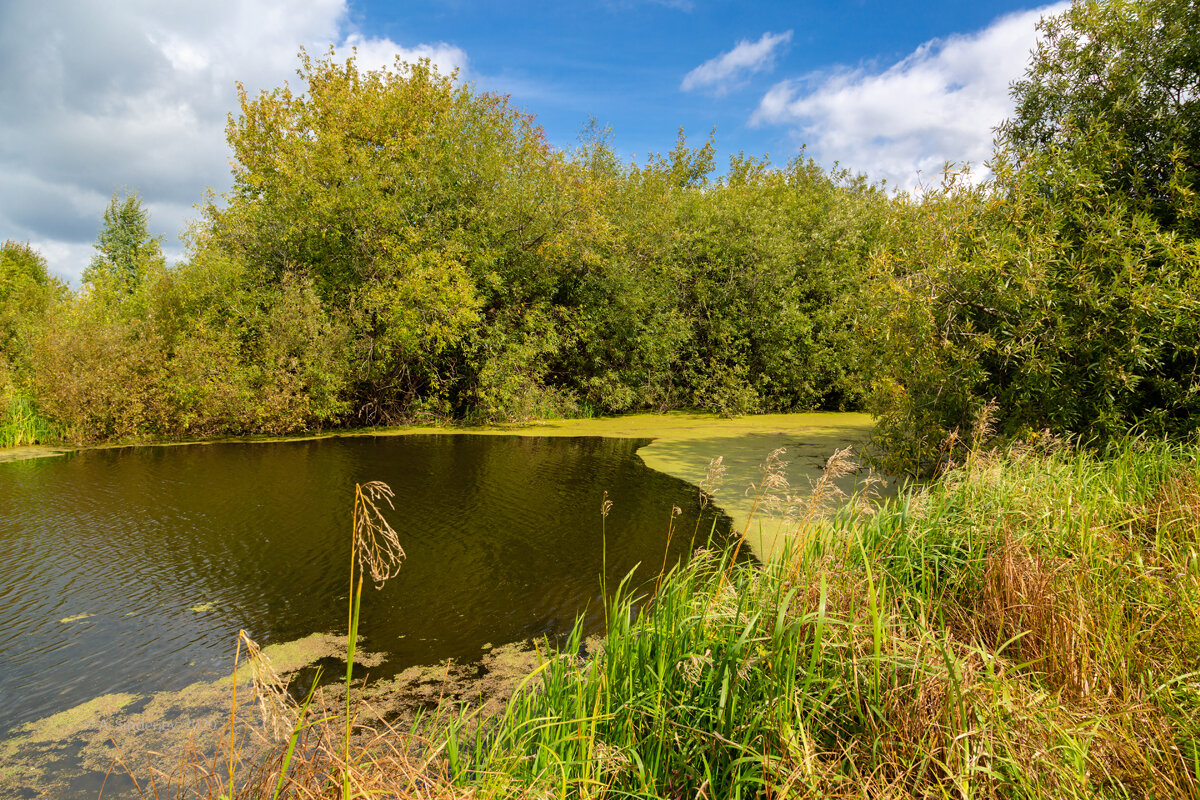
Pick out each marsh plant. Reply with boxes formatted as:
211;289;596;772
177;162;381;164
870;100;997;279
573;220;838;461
0;390;59;447
134;438;1200;799
343;481;405;790
182;481;409;800
430;439;1200;799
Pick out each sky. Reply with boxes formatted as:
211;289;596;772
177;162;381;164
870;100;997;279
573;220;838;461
0;0;1070;283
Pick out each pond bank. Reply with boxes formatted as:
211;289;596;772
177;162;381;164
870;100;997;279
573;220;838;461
0;411;878;558
0;412;877;797
0;632;545;799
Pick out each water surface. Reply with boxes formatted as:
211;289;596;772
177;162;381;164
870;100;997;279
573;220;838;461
0;434;733;736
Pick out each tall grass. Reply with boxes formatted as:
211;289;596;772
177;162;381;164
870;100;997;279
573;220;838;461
0;390;59;447
153;438;1200;799
443;439;1200;798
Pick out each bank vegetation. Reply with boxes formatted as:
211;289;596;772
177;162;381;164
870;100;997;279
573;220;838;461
4;0;1200;795
2;0;1193;479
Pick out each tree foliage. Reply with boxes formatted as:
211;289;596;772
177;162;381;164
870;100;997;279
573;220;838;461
871;0;1200;474
999;0;1199;238
0;240;62;392
82;192;166;295
197;50;887;426
17;1;1195;453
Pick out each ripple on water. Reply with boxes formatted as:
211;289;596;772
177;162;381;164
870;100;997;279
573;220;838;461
0;434;738;738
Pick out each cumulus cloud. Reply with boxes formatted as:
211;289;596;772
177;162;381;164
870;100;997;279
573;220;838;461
341;33;467;77
0;1;467;282
682;31;792;95
750;3;1069;190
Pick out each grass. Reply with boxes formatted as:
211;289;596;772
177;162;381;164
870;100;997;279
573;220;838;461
0;390;59;447
142;436;1200;799
444;439;1200;799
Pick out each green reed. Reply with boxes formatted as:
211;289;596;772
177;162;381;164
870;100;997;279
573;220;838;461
0;391;59;447
440;439;1200;799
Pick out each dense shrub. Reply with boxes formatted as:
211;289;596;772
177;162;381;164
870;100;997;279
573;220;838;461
869;0;1200;475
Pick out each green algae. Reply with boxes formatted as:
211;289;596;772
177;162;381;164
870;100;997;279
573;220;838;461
0;631;542;798
0;632;386;798
628;415;881;559
13;692;138;746
2;410;878;556
2;411;878;564
0;444;72;463
447;410;880;558
206;410;877;558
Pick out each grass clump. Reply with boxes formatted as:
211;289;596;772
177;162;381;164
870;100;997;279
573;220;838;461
443;439;1200;799
0;389;60;447
149;439;1200;799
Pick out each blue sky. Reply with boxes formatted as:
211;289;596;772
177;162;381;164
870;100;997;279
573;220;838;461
352;0;1052;162
0;0;1068;281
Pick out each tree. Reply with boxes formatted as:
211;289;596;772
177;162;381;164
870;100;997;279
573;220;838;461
870;0;1200;474
0;240;62;386
208;49;578;422
83;192;166;294
998;0;1199;237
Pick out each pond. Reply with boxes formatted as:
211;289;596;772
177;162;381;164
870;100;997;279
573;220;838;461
0;415;882;796
0;434;741;742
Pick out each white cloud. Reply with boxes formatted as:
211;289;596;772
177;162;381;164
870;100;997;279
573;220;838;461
750;3;1069;190
681;31;792;95
342;33;467;77
0;1;468;282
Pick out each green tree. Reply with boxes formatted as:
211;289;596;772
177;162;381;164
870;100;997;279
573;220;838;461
83;192;166;294
870;0;1200;474
999;0;1199;238
0;240;62;388
209;49;577;423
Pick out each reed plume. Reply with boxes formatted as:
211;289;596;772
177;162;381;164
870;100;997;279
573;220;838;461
237;630;292;741
353;480;405;589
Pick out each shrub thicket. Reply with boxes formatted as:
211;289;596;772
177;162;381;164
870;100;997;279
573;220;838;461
3;0;1196;454
869;0;1200;474
8;55;892;442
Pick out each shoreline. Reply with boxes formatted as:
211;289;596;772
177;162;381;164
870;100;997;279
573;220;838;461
0;411;877;557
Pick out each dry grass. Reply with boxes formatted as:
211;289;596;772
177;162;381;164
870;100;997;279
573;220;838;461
133;440;1200;800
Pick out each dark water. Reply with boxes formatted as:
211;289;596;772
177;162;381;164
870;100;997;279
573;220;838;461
0;434;734;735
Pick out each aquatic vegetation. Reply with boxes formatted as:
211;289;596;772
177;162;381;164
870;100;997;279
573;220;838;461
444;439;1200;798
8;426;1192;800
0;391;60;448
118;438;1199;799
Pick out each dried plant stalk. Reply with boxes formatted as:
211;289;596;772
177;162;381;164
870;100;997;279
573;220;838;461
237;629;292;740
698;456;726;509
354;481;405;590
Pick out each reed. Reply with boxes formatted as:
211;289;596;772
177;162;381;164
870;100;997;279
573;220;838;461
151;438;1200;799
442;438;1200;798
0;390;59;447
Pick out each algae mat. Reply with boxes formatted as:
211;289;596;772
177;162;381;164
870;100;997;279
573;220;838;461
0;411;879;557
613;413;878;560
0;632;539;799
360;412;878;556
369;411;879;560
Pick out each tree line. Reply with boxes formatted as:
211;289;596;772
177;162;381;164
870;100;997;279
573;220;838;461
2;0;1196;474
